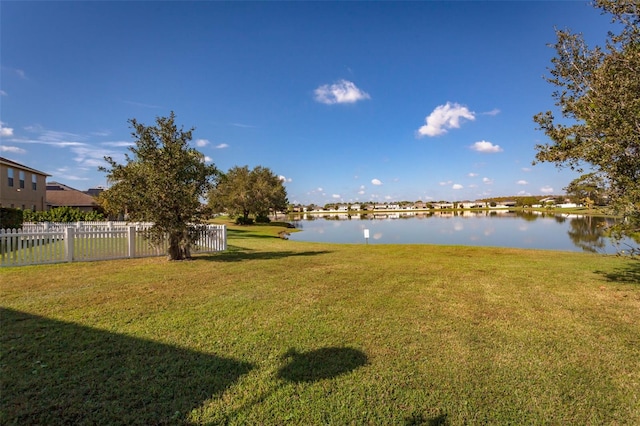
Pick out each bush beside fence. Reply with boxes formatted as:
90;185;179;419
1;222;226;267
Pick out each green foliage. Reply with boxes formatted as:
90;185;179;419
99;112;218;260
22;207;105;223
533;0;639;241
234;216;254;226
564;172;608;207
0;208;23;229
255;214;271;224
208;165;288;223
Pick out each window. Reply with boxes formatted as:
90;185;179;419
19;171;25;189
32;174;37;190
7;168;14;187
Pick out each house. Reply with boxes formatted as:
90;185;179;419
0;157;50;211
433;202;454;209
46;182;102;212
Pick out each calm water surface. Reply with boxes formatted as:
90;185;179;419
287;211;634;254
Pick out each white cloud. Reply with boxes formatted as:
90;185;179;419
102;141;134;147
278;175;292;183
332;194;341;199
468;172;478;177
0;122;14;137
482;108;501;116
540;186;554;194
0;90;7;96
439;180;452;186
60;175;89;181
371;178;383;186
317;187;323;192
195;139;209;147
215;143;229;149
522;167;532;172
417;102;475;137
517;180;528;185
314;80;371;105
0;145;26;154
70;146;121;168
482;177;493;184
358;190;365;195
517;190;531;196
452;184;464;190
471;140;503;153
204;156;213;163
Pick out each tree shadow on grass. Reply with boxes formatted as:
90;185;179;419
197;248;332;262
226;228;283;240
277;347;368;383
225;346;368;422
0;308;254;425
596;261;640;285
404;412;449;426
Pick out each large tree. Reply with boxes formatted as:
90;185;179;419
533;0;639;241
564;172;608;208
100;112;218;260
208;165;288;223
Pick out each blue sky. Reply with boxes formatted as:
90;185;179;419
1;1;612;205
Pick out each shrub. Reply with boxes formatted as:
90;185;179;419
234;216;254;225
0;208;24;229
22;207;105;223
255;214;271;224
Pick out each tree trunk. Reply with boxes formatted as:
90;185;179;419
168;231;190;260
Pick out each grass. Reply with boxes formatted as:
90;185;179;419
1;220;639;425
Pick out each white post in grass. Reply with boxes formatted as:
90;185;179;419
364;228;369;245
64;227;74;262
127;226;136;258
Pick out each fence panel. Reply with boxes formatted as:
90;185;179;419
73;228;129;262
1;223;226;267
0;228;66;266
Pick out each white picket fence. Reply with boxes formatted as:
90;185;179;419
0;222;226;267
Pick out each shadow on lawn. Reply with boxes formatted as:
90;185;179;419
226;228;283;240
597;261;640;285
0;308;254;425
225;346;368;422
404;412;449;426
198;248;332;262
278;347;368;383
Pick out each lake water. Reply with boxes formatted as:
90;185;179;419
287;211;635;254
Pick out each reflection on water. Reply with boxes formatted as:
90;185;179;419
287;211;633;253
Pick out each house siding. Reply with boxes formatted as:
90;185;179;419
0;158;49;211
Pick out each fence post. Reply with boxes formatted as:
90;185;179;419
128;226;136;258
65;227;75;262
222;225;227;251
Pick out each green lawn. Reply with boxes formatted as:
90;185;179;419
1;221;639;425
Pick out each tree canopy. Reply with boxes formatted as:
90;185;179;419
208;165;288;224
564;173;608;207
100;112;218;260
533;0;639;241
